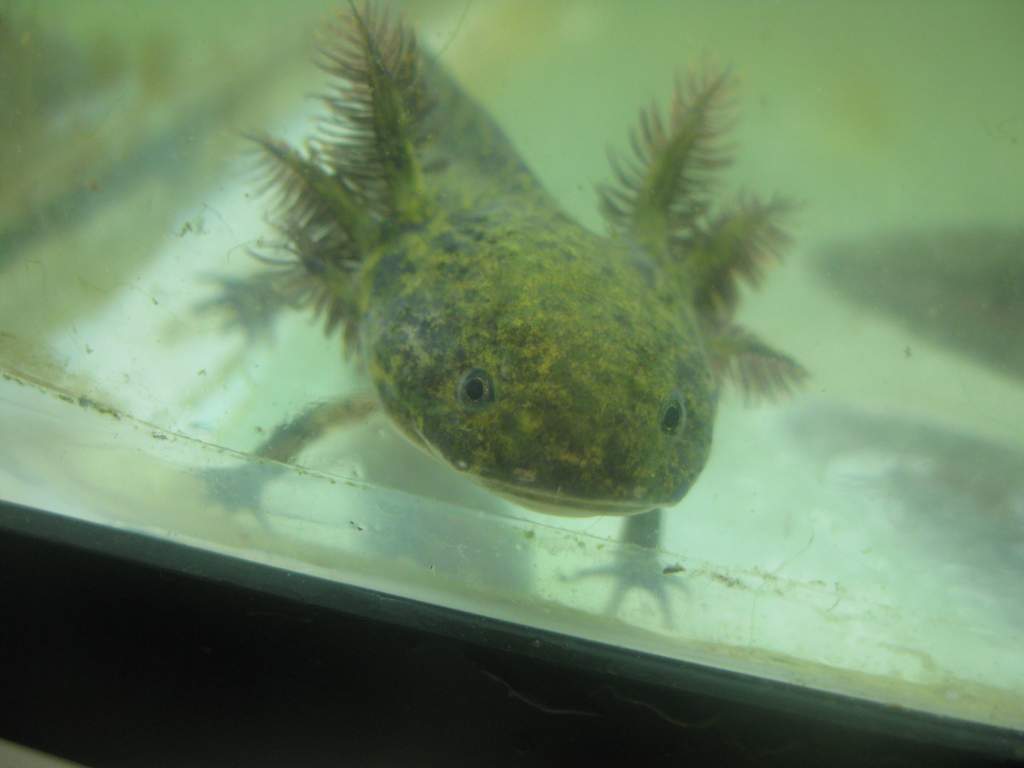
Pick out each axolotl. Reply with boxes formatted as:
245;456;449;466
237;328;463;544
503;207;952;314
211;3;805;558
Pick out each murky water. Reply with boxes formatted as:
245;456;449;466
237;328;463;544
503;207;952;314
2;0;1022;734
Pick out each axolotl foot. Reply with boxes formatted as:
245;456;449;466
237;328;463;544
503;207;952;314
197;460;289;525
198;395;379;520
563;509;688;629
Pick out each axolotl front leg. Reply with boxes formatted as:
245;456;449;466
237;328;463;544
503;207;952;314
201;395;379;517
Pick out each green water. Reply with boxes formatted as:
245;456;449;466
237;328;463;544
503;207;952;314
1;0;1023;735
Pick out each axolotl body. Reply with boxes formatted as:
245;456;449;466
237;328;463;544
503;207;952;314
217;3;804;539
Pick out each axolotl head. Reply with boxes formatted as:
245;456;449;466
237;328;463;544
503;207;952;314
361;222;717;516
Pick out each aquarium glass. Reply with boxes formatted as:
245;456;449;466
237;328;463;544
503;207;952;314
1;0;1023;734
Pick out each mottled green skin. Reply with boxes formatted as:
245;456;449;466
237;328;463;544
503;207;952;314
354;60;716;515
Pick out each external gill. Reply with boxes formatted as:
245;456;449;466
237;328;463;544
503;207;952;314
599;70;806;401
250;1;432;345
316;0;431;223
599;70;733;257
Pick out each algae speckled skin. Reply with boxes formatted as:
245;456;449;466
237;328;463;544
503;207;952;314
361;211;715;514
354;56;715;515
243;5;803;518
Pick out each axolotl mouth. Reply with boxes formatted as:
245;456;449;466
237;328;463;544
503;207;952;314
477;476;682;517
395;418;684;516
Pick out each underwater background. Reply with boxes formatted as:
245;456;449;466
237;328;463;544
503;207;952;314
1;0;1023;732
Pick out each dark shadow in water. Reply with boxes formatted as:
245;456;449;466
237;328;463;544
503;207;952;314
787;401;1024;622
813;228;1024;379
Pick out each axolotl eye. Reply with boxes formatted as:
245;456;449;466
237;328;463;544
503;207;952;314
660;392;686;435
458;368;495;408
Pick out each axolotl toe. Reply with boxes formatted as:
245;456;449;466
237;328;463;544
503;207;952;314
216;4;805;531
